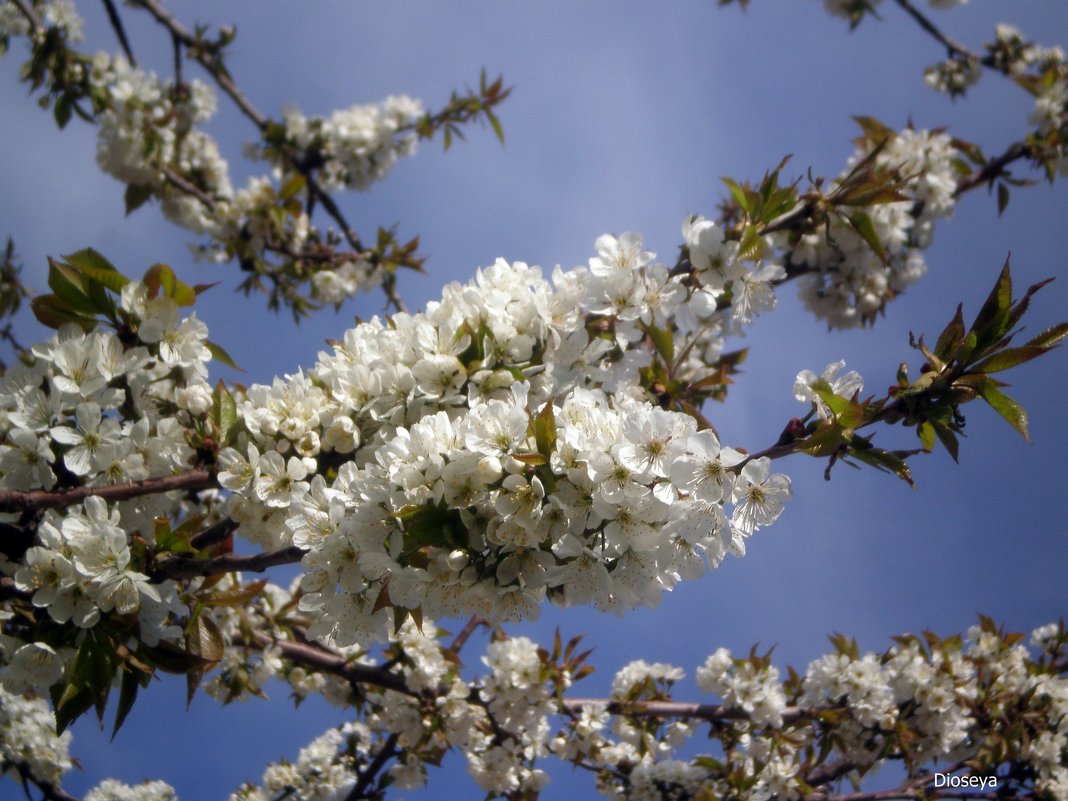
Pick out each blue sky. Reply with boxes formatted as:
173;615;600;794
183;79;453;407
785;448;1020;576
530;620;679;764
2;2;1066;798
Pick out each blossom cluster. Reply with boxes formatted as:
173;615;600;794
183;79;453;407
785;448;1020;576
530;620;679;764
88;53;231;235
8;615;1062;801
922;18;1068;170
0;0;81;41
0;0;427;307
0;686;72;787
559;622;1068;801
254;96;424;192
213;236;792;645
0;280;218;693
228;721;373;801
787;126;959;327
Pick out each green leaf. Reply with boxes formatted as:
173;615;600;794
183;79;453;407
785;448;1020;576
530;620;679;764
54;631;119;734
972;346;1058;373
722;177;755;216
934;304;965;362
47;258;96;314
1022;322;1068;350
809;378;851;418
278;173;306;200
31;294;98;331
969;259;1013;345
534;401;557;458
931;421;960;463
211;381;238;444
124;183;154;216
852;115;895;143
845;211;886;263
185;611;225;706
62;248;130;293
510;451;547;465
206;340;244;371
54;94;72;129
485;108;504;144
997;183;1010;216
143;263;196;306
977;378;1030;441
738;224;763;261
112;667;141;740
849;446;915;487
141;641;217;675
198;578;268;607
918;420;936;452
797;423;849;457
643;322;675;364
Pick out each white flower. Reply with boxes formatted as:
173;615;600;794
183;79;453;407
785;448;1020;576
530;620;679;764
794;360;864;420
254;451;310;508
589;232;654;277
669;429;744;503
0;428;56;490
730;457;791;536
50;402;121;476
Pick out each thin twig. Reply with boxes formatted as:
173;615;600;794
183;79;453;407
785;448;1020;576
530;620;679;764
171;30;183;87
8;0;42;30
891;0;978;61
152;544;304;581
445;614;486;660
344;732;400;801
15;762;82;801
131;0;269;130
245;631;416;697
0;470;216;513
561;697;817;723
101;0;138;67
162;166;218;209
953;141;1034;197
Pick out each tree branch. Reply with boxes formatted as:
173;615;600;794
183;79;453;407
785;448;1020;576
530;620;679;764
100;0;138;68
344;732;399;801
8;0;41;30
953;141;1034;197
245;631;416;697
0;470;216;513
130;0;269;131
14;762;81;801
560;697;815;723
445;614;487;661
152;544;304;581
891;0;978;62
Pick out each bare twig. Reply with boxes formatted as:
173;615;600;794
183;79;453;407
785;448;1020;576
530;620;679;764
8;0;42;30
344;732;400;801
101;0;138;67
953;141;1034;197
162;166;218;209
14;762;82;801
0;470;216;513
891;0;978;61
130;0;269;130
245;631;415;697
561;697;816;723
445;614;487;660
152;544;304;581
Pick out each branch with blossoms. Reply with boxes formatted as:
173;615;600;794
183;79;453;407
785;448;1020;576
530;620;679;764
8;608;1062;801
0;4;1066;801
0;232;1061;754
1;0;511;316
